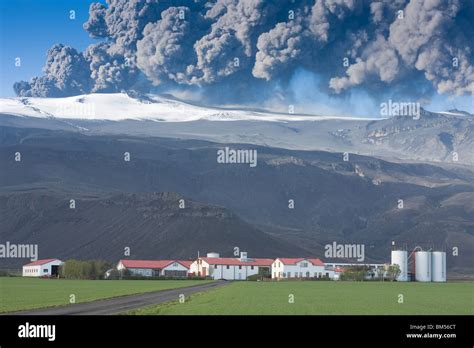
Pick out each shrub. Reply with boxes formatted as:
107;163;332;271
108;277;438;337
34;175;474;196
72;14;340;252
60;259;113;279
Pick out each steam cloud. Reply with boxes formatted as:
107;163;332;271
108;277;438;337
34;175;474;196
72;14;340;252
14;0;474;106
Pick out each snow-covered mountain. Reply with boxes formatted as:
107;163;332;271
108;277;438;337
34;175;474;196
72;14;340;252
0;93;369;122
0;93;472;166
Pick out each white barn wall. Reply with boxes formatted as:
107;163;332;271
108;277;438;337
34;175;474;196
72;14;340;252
210;264;261;280
22;260;62;277
191;258;268;280
161;262;189;276
272;259;327;279
22;265;41;277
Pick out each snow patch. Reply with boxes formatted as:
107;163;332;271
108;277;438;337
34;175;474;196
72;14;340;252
0;93;374;122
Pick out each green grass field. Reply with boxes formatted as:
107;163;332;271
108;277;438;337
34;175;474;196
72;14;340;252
0;277;213;313
126;281;474;315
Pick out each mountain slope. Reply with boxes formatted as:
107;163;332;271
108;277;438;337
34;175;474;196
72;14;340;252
0;93;359;122
0;191;306;267
1;93;472;165
0;126;472;274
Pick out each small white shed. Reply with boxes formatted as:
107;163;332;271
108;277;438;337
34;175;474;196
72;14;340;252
22;259;63;277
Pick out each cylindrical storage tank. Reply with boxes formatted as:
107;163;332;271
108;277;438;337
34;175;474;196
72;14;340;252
391;250;408;281
206;252;220;258
415;251;432;282
431;251;446;282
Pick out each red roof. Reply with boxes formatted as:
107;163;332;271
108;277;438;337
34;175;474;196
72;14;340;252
276;258;325;266
24;259;61;267
177;260;193;269
119;259;192;269
201;257;274;266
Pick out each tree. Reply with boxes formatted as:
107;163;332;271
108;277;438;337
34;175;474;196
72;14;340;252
340;265;371;281
388;264;401;281
59;259;112;279
377;265;386;281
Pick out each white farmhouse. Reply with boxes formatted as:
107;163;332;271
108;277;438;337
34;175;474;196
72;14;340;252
117;259;192;277
22;259;62;277
189;252;273;280
271;258;328;279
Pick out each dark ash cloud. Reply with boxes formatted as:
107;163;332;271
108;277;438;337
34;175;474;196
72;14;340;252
14;0;474;103
14;44;91;97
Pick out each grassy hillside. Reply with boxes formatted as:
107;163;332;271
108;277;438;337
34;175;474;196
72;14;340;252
0;277;213;313
126;281;474;315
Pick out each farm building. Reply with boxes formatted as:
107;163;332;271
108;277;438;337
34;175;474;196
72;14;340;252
325;262;386;280
117;259;192;277
22;259;62;277
271;258;328;279
189;252;273;280
325;267;345;280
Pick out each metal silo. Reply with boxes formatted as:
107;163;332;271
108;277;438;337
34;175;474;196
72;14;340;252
415;251;432;282
431;251;446;282
391;250;408;281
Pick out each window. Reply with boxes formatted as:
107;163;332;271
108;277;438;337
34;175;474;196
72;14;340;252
173;262;178;267
214;265;219;269
301;262;308;268
251;266;254;270
43;269;48;272
239;265;242;269
226;265;230;269
287;271;291;278
306;272;310;278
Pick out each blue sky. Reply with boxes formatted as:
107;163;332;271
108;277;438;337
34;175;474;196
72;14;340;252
0;0;98;97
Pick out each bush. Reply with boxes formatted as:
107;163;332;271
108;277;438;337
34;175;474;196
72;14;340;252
246;274;260;281
309;276;332;281
340;265;371;281
0;269;21;277
60;259;113;280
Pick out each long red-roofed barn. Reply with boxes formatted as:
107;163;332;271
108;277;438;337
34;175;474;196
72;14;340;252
117;259;193;278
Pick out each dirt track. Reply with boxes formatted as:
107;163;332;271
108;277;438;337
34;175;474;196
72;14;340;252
7;280;229;315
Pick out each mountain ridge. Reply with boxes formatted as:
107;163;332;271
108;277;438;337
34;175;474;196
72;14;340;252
1;126;472;275
1;93;472;166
